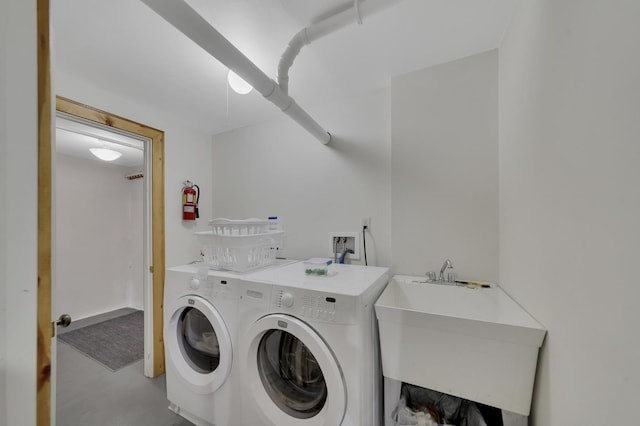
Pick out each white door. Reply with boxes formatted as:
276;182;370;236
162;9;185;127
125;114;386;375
165;295;233;394
240;314;346;426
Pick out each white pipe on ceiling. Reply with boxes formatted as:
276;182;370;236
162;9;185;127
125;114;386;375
277;0;408;95
140;0;331;144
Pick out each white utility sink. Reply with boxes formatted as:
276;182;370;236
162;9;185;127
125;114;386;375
375;275;546;416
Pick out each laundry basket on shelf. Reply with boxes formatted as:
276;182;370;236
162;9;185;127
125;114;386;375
196;218;283;272
207;218;270;236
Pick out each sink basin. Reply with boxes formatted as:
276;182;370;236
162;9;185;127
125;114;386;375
375;275;546;416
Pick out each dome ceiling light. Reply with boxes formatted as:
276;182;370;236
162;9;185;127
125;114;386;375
89;146;123;162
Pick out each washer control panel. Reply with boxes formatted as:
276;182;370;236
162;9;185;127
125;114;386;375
301;293;337;322
272;286;357;324
280;292;294;308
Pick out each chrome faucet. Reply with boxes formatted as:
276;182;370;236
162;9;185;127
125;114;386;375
439;259;453;281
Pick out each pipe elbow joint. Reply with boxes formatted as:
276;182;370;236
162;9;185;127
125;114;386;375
277;29;310;89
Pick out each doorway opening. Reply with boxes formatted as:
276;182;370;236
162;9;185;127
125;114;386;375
54;97;165;378
54;111;148;367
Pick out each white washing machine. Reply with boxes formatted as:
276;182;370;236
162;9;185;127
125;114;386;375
237;262;390;426
164;265;241;426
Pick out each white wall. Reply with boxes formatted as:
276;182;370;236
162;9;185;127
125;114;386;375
391;50;499;281
499;1;640;424
0;0;8;421
212;89;392;266
55;154;143;320
54;72;213;267
1;1;38;425
210;51;499;280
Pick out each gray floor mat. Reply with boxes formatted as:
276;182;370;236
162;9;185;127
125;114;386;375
58;310;144;372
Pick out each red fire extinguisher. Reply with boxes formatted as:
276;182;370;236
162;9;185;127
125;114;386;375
182;180;199;221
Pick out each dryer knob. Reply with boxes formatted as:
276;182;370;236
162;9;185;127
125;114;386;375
189;278;201;290
281;292;294;308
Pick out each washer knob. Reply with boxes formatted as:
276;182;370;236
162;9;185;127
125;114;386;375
189;278;201;290
281;292;294;308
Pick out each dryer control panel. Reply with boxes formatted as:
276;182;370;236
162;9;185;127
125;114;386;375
204;277;238;302
185;272;239;304
271;286;359;325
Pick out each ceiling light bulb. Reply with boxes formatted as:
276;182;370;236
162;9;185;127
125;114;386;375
227;70;253;95
90;147;122;162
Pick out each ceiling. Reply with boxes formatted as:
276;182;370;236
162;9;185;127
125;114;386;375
56;116;145;168
52;0;518;139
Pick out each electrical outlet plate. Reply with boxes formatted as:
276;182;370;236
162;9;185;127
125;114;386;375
362;216;371;230
328;232;360;261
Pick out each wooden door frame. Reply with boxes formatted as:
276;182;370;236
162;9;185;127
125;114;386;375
37;1;166;422
37;2;52;425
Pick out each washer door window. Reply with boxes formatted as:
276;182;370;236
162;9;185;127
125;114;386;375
257;329;327;418
243;314;346;426
166;295;232;394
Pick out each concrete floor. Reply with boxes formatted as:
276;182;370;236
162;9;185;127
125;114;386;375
56;309;193;426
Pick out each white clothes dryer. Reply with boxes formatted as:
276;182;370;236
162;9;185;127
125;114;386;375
164;260;298;426
237;262;389;426
164;265;242;426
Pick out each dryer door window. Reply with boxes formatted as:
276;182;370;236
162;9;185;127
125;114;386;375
257;329;328;419
167;295;232;394
178;307;221;374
